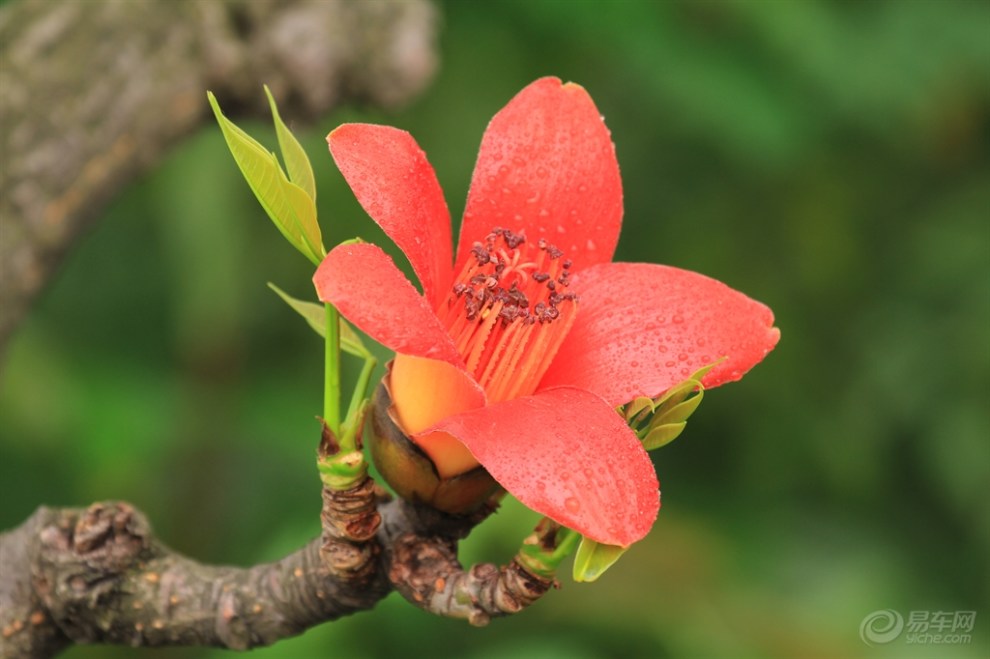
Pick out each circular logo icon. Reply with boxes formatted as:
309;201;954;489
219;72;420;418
860;609;904;645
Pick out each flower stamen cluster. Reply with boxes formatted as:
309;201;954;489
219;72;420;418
437;227;578;402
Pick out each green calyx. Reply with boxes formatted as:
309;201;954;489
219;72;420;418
369;381;501;515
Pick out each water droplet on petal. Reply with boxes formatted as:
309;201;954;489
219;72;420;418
565;497;581;513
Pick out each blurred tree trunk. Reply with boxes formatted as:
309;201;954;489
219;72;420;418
0;0;438;358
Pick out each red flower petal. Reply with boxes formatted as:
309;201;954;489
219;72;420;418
328;124;453;309
540;263;780;406
456;77;622;273
313;243;463;367
431;387;659;547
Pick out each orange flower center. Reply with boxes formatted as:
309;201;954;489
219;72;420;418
436;228;579;402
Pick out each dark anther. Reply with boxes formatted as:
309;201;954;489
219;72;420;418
465;296;481;320
507;284;529;309
547;281;556;291
502;229;526;249
532;272;550;283
453;283;468;297
499;305;520;325
562;259;573;269
538;238;548;250
547;245;564;259
471;244;491;265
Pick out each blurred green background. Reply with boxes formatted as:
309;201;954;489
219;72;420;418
2;1;988;657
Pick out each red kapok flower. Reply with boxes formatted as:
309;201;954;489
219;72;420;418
314;77;779;547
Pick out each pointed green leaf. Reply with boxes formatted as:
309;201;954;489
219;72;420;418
572;536;628;583
653;378;699;411
275;166;323;262
642;422;687;450
688;361;719;382
267;283;368;357
655;389;704;425
265;85;317;203
207;91;322;265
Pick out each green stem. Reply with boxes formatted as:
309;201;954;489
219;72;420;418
345;353;377;429
323;303;341;435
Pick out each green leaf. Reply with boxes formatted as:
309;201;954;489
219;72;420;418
267;283;368;357
265;85;317;203
207;91;323;264
642;421;687;450
276;166;323;262
572;537;628;582
653;378;699;412
655;388;704;425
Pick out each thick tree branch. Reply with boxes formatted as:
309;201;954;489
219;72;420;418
0;502;389;658
1;489;564;657
0;0;438;357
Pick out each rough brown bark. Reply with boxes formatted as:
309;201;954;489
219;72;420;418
0;502;387;658
0;0;438;357
0;492;560;658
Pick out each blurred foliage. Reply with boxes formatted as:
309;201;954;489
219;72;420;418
2;0;988;657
